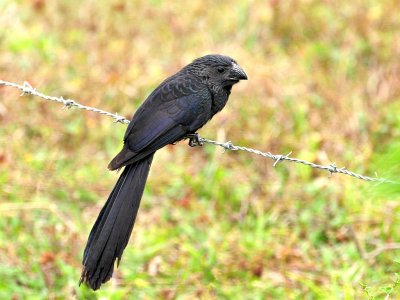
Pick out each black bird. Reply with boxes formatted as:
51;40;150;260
80;54;247;290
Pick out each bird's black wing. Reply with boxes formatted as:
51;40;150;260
109;74;211;170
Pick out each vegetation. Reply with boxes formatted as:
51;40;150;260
1;0;399;298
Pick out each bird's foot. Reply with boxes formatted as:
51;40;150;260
185;133;203;147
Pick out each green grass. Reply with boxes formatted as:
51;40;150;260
1;0;400;298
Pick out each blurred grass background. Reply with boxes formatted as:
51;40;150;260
1;0;400;299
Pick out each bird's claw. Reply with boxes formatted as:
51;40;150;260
185;133;203;147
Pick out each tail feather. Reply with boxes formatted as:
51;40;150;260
80;154;154;290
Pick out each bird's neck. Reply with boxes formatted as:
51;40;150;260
211;87;230;115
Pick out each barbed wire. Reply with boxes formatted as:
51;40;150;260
0;80;129;124
0;79;396;184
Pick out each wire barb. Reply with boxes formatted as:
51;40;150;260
0;79;397;185
273;151;292;167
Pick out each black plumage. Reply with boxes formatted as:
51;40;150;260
80;54;247;290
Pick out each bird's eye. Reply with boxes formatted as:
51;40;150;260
217;67;225;73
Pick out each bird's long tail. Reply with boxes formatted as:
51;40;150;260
80;154;154;290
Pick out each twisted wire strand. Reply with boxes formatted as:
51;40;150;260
0;80;129;124
1;79;396;184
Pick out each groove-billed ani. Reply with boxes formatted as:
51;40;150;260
80;54;247;290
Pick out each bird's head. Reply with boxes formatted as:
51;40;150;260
186;54;247;93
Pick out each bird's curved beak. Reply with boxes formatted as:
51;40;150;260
231;63;248;80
